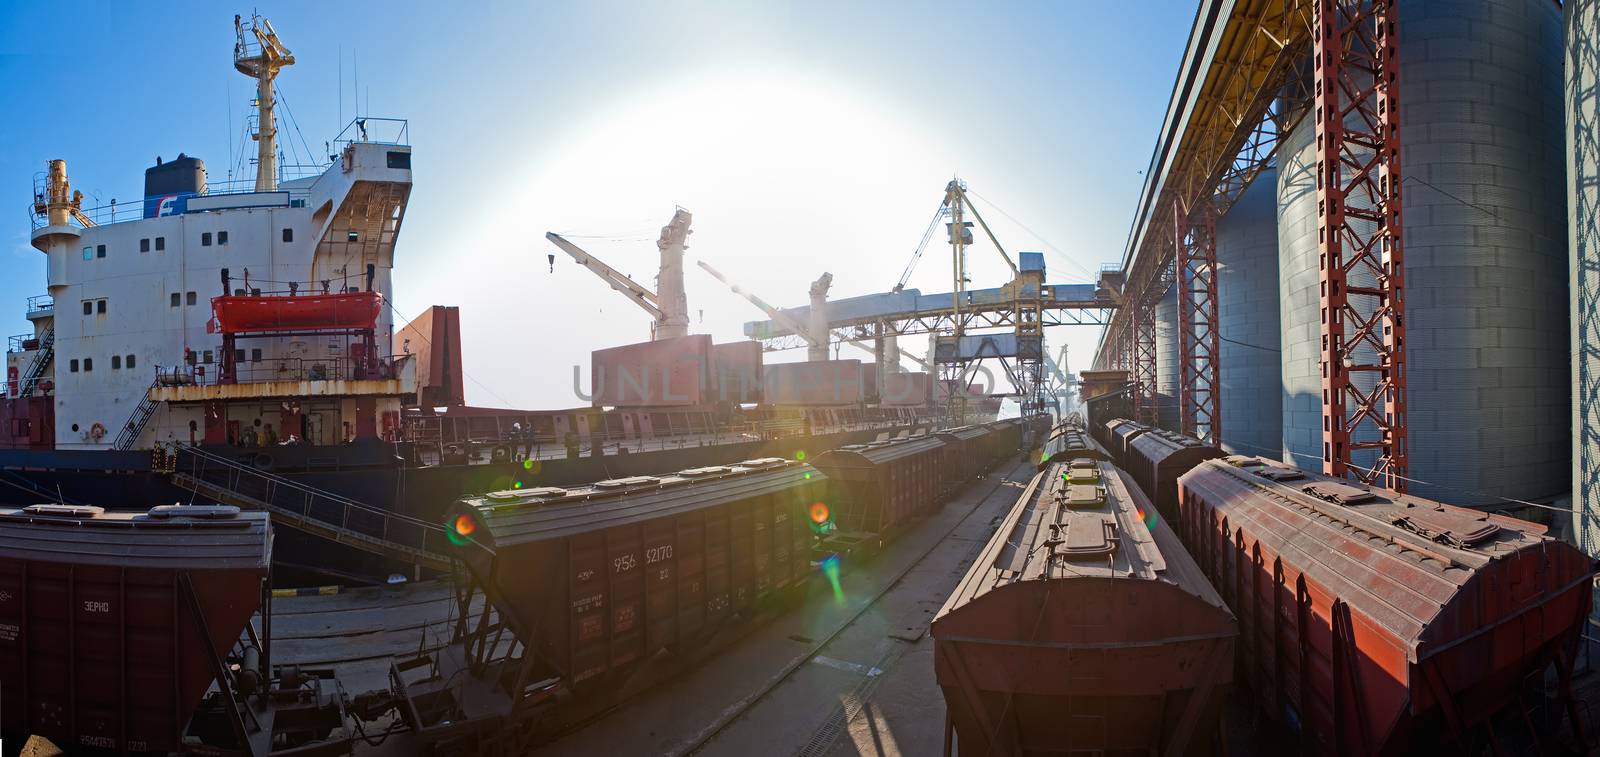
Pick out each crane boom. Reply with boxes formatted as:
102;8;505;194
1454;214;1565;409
695;260;929;370
548;232;664;320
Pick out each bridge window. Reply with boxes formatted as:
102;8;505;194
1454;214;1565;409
234;348;245;363
170;292;180;307
83;358;92;371
217;231;229;245
203;350;213;364
69;359;78;373
201;232;212;247
126;354;135;369
82;301;92;315
251;348;262;362
96;244;106;258
155;236;165;251
282;228;293;242
96;299;106;314
140;238;150;253
112;355;121;370
81;247;92;260
187;291;197;306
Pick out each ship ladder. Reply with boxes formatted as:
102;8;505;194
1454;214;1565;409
112;377;163;451
17;327;53;398
168;444;451;571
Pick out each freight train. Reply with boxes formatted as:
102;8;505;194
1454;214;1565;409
0;416;1042;755
935;415;1599;755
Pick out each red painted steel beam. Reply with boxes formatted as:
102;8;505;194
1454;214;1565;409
1313;0;1407;490
1175;201;1221;445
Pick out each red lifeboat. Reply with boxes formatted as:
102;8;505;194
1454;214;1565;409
211;291;382;333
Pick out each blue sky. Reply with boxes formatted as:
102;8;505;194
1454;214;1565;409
0;1;1195;409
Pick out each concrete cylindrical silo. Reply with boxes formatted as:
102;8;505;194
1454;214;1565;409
1217;166;1282;457
1153;283;1181;431
1279;0;1568;505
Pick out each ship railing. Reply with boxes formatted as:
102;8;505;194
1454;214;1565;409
173;444;452;570
28;181;316;229
333;117;409;150
7;333;31;354
180;355;402;386
25;295;52;316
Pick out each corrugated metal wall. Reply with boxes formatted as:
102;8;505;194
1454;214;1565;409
1568;0;1600;555
1280;0;1569;504
1153;283;1181;431
1217;166;1281;457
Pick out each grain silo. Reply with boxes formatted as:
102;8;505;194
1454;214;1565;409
1278;0;1568;505
1217;166;1281;457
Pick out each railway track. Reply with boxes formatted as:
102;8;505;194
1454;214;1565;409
671;458;1034;756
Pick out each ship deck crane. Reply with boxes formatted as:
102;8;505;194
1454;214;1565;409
696;261;929;371
547;210;693;341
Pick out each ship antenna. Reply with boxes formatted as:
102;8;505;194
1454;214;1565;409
234;12;295;192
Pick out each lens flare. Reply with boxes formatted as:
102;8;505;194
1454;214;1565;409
447;513;478;546
820;553;845;603
795;450;807;461
803;472;812;480
1136;507;1157;529
810;502;830;524
522;459;536;471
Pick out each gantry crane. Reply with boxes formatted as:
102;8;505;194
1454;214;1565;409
234;13;295;192
547;209;693;341
696;261;929;372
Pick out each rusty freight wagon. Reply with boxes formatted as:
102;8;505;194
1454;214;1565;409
810;435;946;553
1124;428;1225;525
443;458;826;691
1038;422;1108;468
0;504;271;754
934;425;994;493
983;418;1025;465
1104;418;1151;469
933;458;1237;756
1177;456;1599;754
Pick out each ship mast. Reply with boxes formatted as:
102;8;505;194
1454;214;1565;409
234;13;295;192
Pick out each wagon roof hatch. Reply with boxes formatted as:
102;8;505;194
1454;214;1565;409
1300;481;1376;505
594;475;660;489
1062;483;1105;509
1055;513;1117;561
1390;505;1501;548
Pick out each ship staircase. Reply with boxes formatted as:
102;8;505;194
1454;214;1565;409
112;377;161;451
16;327;53;398
169;445;451;571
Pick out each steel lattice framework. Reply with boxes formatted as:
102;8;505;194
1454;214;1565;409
1313;0;1407;489
1175;201;1220;444
1093;0;1315;437
1130;279;1160;426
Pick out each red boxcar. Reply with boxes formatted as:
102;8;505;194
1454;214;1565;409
0;504;271;753
446;458;825;688
1124;428;1225;525
1178;456;1598;754
934;458;1236;755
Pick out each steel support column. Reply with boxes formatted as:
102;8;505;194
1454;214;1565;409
1130;288;1160;426
1313;0;1407;489
1175;201;1221;444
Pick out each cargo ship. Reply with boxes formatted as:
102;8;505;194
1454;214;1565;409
2;13;981;582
